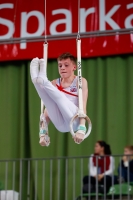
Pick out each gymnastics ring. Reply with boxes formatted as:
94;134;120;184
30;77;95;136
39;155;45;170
70;113;92;139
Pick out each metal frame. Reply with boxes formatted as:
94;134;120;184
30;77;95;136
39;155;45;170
0;154;133;200
0;28;133;45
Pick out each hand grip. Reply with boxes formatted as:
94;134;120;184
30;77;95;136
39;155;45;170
70;114;92;139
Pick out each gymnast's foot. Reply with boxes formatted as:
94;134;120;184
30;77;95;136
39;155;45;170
37;59;48;85
30;57;39;83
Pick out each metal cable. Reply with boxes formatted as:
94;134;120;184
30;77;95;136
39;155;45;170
44;0;47;43
77;0;80;39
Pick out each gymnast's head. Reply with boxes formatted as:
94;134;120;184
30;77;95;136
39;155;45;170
57;52;77;78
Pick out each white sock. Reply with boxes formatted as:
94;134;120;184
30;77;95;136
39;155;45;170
37;59;48;84
30;57;39;83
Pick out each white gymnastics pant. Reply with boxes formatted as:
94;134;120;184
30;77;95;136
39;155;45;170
33;79;79;132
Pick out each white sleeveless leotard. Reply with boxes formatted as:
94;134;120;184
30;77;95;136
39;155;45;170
56;76;78;107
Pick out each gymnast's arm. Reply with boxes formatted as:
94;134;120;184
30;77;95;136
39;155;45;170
82;77;88;114
43;108;50;125
79;77;88;125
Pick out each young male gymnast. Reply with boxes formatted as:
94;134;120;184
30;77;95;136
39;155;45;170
30;52;88;146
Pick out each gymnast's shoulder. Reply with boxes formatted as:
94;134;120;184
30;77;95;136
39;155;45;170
51;79;57;86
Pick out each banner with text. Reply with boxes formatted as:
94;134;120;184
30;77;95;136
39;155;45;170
0;0;133;61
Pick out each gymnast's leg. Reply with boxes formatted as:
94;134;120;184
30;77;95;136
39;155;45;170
30;58;79;131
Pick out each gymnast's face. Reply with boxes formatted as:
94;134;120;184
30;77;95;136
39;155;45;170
58;58;76;78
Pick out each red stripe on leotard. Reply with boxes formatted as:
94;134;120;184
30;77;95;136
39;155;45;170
56;84;78;97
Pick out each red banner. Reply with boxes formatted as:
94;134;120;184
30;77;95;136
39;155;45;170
0;0;133;61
